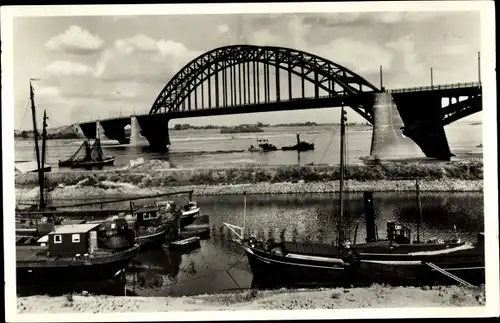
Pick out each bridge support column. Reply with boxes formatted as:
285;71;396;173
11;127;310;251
136;115;171;152
370;92;425;160
96;121;109;141
130;115;144;146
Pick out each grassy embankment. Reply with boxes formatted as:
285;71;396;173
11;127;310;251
14;161;483;198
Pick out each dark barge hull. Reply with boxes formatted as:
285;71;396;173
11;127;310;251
239;242;359;287
16;245;140;285
66;157;115;168
180;214;197;228
136;229;168;249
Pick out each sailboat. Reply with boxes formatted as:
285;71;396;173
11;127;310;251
223;106;357;287
16;81;140;288
58;127;115;168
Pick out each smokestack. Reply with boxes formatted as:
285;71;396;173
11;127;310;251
364;192;376;243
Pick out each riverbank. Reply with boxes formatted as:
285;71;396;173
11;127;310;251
16;284;485;313
15;161;482;190
15;179;483;202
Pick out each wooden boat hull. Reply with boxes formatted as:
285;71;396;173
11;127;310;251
180;227;210;240
66;157;115;168
180;209;199;228
352;240;485;286
164;237;201;251
238;240;359;287
136;228;168;249
16;245;140;285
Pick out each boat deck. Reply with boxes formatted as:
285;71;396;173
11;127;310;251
283;242;341;258
16;246;119;262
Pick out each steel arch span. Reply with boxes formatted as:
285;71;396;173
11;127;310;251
149;45;380;122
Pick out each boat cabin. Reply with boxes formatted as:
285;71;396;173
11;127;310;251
134;205;161;225
386;221;411;244
184;201;198;212
47;223;101;257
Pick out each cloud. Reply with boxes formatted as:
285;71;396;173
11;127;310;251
45;61;96;76
217;24;230;34
385;34;427;81
45;25;104;54
95;34;200;83
324;38;394;75
248;28;282;46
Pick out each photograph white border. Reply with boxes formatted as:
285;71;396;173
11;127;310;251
2;1;498;321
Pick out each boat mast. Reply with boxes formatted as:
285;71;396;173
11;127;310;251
40;110;48;209
338;104;347;247
416;178;424;243
29;80;44;210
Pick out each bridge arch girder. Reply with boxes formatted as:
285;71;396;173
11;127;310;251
150;45;380;122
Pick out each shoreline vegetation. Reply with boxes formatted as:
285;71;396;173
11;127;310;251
15;161;483;199
14;121;370;140
17;284;485;313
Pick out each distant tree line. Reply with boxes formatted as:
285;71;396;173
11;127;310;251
220;124;264;134
14;130;81;139
172;121;323;130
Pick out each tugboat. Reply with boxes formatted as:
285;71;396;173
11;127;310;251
106;202;169;249
281;134;314;151
157;199;201;228
17;219;140;285
58;127;115;168
257;139;278;152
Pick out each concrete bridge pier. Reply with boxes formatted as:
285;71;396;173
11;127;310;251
136;115;171;152
370;92;425;160
130;115;145;146
96;121;109;141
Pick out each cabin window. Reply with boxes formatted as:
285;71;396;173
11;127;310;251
72;234;80;243
53;235;62;244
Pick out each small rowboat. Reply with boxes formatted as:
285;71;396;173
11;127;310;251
164;236;201;251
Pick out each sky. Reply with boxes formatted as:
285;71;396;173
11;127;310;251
12;11;482;130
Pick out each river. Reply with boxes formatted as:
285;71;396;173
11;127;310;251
14;123;482;171
17;191;483;297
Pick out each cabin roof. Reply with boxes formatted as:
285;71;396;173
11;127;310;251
134;206;159;213
50;223;101;234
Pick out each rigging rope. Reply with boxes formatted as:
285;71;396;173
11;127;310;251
318;124;339;164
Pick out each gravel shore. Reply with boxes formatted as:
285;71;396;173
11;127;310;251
16;285;485;313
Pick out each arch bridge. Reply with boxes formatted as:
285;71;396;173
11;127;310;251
78;45;482;160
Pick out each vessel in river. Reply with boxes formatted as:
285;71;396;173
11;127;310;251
281;134;315;151
58;128;115;168
256;138;278;152
157;199;201;228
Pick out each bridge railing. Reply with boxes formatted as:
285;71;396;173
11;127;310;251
389;82;481;93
